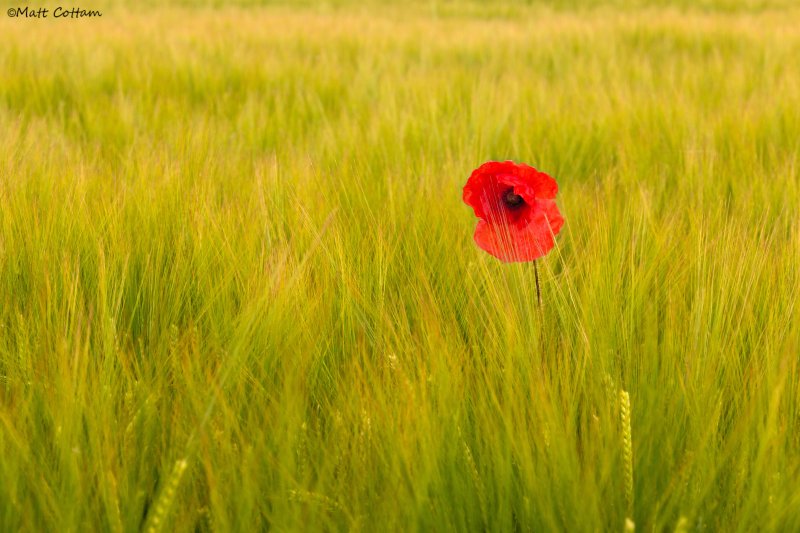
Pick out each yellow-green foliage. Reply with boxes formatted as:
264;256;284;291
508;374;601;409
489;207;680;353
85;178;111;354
1;2;800;531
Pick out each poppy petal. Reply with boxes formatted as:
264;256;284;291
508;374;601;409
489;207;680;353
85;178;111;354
464;160;563;262
473;207;562;263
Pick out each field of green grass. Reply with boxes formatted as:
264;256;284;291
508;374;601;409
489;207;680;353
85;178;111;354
2;1;800;531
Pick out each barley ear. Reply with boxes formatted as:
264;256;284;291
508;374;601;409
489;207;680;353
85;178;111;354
146;459;189;533
620;390;633;517
623;517;635;532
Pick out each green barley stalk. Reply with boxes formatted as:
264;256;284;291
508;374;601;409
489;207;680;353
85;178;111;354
458;426;488;527
297;421;308;480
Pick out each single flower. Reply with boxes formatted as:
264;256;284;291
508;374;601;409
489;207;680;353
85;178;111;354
463;160;564;262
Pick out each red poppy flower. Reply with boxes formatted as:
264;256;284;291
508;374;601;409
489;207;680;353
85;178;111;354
463;160;564;263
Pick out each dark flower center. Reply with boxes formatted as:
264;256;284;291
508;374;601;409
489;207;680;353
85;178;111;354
503;189;525;208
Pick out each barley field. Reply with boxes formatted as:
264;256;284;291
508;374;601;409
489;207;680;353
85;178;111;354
1;1;799;531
